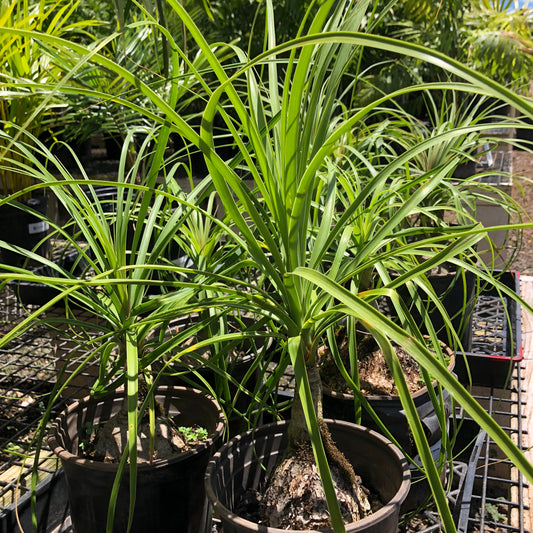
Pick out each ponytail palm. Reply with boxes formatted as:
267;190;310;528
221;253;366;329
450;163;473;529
2;0;533;531
179;2;533;531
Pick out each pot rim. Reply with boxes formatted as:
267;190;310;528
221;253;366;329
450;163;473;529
48;385;226;472
205;419;411;533
323;349;456;402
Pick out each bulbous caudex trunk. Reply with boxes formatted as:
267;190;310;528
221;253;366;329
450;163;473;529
260;344;371;529
287;362;361;495
287;363;324;448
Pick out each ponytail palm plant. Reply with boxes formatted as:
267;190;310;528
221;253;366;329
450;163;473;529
181;1;533;530
172;0;533;529
0;124;254;531
2;0;533;531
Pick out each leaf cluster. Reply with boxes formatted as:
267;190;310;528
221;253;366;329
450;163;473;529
1;1;533;532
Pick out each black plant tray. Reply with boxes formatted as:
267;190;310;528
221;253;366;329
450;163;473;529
454;270;522;388
452;359;529;533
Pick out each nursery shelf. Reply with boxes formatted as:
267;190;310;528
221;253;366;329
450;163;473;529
454;361;529;533
0;268;530;532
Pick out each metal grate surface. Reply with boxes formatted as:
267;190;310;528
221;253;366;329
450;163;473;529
455;362;529;533
0;288;98;517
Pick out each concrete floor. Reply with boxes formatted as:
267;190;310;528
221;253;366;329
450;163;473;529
521;275;533;532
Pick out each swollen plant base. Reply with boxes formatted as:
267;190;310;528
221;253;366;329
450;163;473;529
261;440;372;529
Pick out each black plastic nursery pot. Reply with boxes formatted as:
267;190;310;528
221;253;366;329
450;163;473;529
454;270;522;388
322;352;455;457
0;196;50;268
515;114;533;146
322;353;454;512
48;386;225;533
205;419;411;533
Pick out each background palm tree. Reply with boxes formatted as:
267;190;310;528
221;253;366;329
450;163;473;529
460;0;533;90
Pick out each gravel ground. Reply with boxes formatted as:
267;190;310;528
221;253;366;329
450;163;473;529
511;150;533;275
